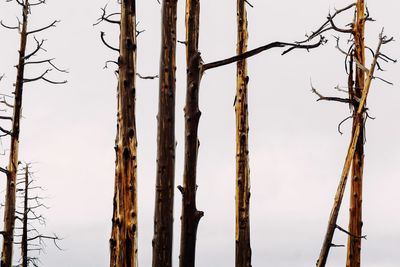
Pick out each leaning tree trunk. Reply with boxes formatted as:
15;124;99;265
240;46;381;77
178;1;203;267
346;1;365;266
152;1;178;267
1;2;28;266
235;1;251;266
109;1;138;267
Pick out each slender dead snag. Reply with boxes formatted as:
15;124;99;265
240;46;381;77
152;1;178;267
235;1;251;266
176;2;323;266
178;1;203;267
13;164;62;267
95;1;139;266
346;2;365;266
1;2;29;265
1;1;66;266
109;0;139;266
21;167;28;267
315;30;390;267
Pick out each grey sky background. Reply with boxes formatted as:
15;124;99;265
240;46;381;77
0;0;399;266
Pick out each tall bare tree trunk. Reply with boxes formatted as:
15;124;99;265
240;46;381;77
21;166;29;267
109;1;138;266
178;1;203;267
1;2;29;266
152;1;178;266
235;1;251;266
347;1;365;266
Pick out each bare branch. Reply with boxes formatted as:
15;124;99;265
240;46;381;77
203;36;325;72
0;20;19;30
93;4;120;26
100;31;119;52
136;73;158;80
27;20;59;35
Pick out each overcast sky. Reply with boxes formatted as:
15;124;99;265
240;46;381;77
0;0;399;266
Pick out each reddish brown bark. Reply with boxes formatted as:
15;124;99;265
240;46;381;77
346;1;365;266
152;1;178;267
1;1;29;266
235;1;251;267
179;1;203;266
109;1;138;266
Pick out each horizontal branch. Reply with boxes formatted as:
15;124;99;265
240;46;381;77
203;36;325;72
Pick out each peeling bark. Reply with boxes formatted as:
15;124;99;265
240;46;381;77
235;1;251;267
109;1;138;266
346;1;365;266
1;2;29;266
178;1;203;267
152;1;178;266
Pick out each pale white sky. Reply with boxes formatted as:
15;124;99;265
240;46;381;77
0;0;399;266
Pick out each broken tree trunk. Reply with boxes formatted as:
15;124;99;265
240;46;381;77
346;1;365;266
178;1;203;267
235;1;252;266
316;31;384;267
152;1;178;266
1;1;29;266
109;1;138;266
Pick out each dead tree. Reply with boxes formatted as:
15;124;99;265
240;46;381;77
13;164;61;267
307;4;395;266
0;1;66;266
178;1;203;266
152;1;178;267
346;1;365;266
235;1;251;267
178;1;325;266
94;1;139;266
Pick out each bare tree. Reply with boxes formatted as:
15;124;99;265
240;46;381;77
235;1;251;267
178;1;324;266
152;1;178;267
307;3;395;266
94;1;139;266
0;1;66;266
13;164;61;267
346;1;365;266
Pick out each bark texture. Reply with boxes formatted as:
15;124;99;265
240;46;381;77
152;1;178;266
109;1;138;266
316;31;383;267
1;2;28;266
235;1;252;266
179;1;203;266
347;1;365;266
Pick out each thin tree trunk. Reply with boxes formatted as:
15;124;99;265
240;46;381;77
235;1;251;266
316;32;383;267
152;1;178;266
346;1;365;266
109;1;138;266
178;1;203;266
1;2;28;266
21;167;29;267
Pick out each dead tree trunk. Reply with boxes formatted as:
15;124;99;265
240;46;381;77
178;1;203;267
1;2;29;266
152;1;178;266
346;1;365;266
315;31;387;267
235;1;251;266
109;1;139;267
21;167;28;267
